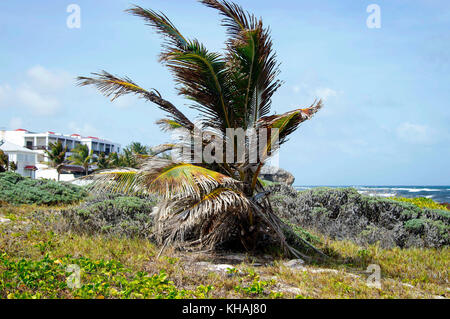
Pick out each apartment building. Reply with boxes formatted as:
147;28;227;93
1;129;121;163
0;128;121;179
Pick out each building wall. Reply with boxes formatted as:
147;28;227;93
6;151;36;178
35;167;75;181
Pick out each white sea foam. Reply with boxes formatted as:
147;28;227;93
388;188;440;192
367;193;397;197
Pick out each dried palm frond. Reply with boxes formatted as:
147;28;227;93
77;71;194;130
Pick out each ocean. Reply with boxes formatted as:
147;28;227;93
294;186;450;204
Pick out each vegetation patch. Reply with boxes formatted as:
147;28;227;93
0;172;87;206
269;185;450;248
60;194;156;239
0;253;208;299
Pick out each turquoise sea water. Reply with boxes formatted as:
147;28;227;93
294;186;450;203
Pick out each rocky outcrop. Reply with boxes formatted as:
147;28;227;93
269;184;450;248
260;166;295;185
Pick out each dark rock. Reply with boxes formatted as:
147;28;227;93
260;166;295;185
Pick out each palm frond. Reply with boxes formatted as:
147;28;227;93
77;71;194;130
85;168;143;195
200;0;282;127
164;40;234;130
156;119;184;131
126;5;188;53
138;158;239;199
258;99;323;145
159;187;250;228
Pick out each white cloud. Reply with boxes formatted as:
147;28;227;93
314;88;338;101
16;86;61;115
27;65;72;91
292;84;340;102
396;122;435;144
0;66;72;116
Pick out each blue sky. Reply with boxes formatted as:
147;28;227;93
1;0;449;185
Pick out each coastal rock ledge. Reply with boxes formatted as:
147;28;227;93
260;166;295;185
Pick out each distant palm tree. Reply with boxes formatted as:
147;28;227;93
127;142;149;155
69;144;93;176
9;161;17;172
78;0;322;258
96;152;109;170
44;141;68;181
0;150;9;173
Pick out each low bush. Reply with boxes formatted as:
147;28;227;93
61;194;156;239
269;185;449;248
0;172;87;205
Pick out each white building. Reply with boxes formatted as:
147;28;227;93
1;129;121;163
0;140;37;178
0;128;121;179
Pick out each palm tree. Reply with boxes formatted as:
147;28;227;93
127;142;149;155
69;144;93;176
44;141;68;181
77;0;322;258
96;152;110;170
9;161;17;172
0;150;9;173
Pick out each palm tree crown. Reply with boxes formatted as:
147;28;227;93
69;144;93;175
44;141;68;168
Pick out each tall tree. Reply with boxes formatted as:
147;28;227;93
69;144;93;176
78;0;322;258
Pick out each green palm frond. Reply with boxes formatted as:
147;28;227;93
86;157;240;199
165;40;234;130
156;119;184;131
201;0;282;127
77;71;194;130
126;5;188;60
139;158;239;199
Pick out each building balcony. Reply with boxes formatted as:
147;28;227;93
28;146;49;151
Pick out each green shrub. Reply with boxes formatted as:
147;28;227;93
61;195;156;239
0;172;87;205
404;219;426;233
